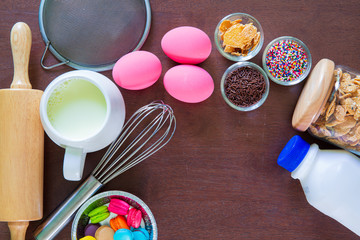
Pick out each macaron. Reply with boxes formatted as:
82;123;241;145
110;215;130;231
84;223;101;237
95;225;115;240
88;205;110;224
133;231;148;240
127;208;142;228
108;198;130;215
114;229;134;240
80;236;96;240
132;227;150;240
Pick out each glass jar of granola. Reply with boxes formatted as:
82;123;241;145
292;58;360;155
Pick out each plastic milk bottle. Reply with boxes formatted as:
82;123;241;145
277;135;360;236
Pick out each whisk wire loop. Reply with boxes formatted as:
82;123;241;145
92;102;176;184
106;110;175;182
92;103;160;175
98;111;164;181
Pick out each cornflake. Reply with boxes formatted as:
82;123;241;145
310;68;360;152
218;19;260;56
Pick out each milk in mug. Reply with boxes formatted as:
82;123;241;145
47;78;107;141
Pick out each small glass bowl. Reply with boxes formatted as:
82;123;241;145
71;191;157;240
214;13;264;62
220;62;270;111
262;36;312;86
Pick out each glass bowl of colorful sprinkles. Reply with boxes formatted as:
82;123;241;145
262;36;312;86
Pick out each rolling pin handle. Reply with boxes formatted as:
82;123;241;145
8;221;29;240
10;22;32;89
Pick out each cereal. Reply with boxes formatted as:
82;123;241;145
224;23;257;49
340;97;356;115
338;92;352;100
219;20;233;33
342;72;352;82
224;45;235;53
309;124;331;138
340;79;357;93
325;97;336;121
310;68;360;151
353;77;360;86
219;19;260;56
333;116;356;136
334;105;346;121
354;108;360;121
325;119;342;128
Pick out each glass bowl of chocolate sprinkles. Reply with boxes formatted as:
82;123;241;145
221;62;269;111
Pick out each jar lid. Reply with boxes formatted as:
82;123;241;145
292;58;335;131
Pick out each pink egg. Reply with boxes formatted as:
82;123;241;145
163;65;214;103
161;26;212;64
112;51;162;90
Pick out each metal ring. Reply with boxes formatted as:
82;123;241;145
38;0;152;72
40;41;70;70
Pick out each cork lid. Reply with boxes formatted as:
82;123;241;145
292;59;335;131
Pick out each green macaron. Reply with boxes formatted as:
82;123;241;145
88;205;110;223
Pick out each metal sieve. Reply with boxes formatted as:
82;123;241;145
39;0;151;72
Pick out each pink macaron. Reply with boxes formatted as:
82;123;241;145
108;198;130;215
126;208;142;228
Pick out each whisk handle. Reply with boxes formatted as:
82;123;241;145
33;175;103;240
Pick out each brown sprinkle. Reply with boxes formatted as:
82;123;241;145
224;67;266;107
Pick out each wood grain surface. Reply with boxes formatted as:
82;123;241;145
1;0;360;239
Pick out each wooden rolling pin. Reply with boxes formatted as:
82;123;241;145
0;22;44;240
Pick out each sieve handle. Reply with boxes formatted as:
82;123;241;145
33;175;103;240
40;41;70;70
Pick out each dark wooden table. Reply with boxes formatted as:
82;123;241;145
1;0;360;239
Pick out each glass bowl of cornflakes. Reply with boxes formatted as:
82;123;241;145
214;13;264;62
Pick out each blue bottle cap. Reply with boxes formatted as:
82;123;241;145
277;135;310;172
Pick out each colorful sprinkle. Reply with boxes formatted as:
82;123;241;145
265;39;308;82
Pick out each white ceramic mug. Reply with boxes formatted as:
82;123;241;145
40;70;125;181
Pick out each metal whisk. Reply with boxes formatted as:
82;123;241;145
34;102;176;240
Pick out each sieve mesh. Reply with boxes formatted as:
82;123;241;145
39;0;150;71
